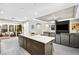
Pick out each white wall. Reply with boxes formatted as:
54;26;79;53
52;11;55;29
28;19;56;35
23;21;30;35
44;21;55;32
29;19;48;35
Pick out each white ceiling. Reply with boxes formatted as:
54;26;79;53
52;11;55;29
0;3;78;22
37;6;76;21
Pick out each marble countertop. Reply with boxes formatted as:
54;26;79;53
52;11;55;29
19;34;55;44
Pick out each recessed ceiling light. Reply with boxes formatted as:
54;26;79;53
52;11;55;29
0;10;4;14
24;17;27;20
34;12;38;16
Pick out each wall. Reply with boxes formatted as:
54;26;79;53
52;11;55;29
44;21;55;32
23;21;30;35
28;19;56;35
29;19;47;35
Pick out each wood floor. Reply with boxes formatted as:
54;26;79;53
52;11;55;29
0;37;79;55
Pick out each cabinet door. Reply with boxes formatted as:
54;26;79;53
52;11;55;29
56;34;60;44
23;37;27;49
30;40;44;55
26;38;31;53
0;40;1;54
61;33;69;46
50;33;55;37
70;34;79;48
45;41;53;55
43;32;49;36
18;36;24;48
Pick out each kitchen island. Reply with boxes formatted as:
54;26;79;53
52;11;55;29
18;34;55;55
0;40;1;54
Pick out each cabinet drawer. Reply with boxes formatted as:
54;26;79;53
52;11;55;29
70;34;79;48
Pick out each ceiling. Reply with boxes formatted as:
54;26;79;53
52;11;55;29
0;3;78;22
36;6;77;21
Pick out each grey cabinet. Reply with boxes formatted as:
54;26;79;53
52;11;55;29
45;41;53;55
18;35;53;55
50;33;55;37
55;33;79;48
43;32;49;36
30;40;44;55
23;37;27;49
18;36;24;48
0;40;1;54
56;33;70;46
70;33;79;48
56;34;60;44
61;33;69;46
50;33;55;42
43;32;55;37
26;38;31;53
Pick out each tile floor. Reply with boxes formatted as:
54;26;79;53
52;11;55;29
53;43;79;55
0;37;30;55
0;37;79;55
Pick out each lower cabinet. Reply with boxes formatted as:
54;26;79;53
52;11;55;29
70;34;79;48
55;33;79;48
18;36;24;48
18;35;53;55
43;32;55;37
26;38;31;53
23;37;27;49
56;33;70;46
50;33;55;37
61;33;69;46
30;40;44;55
43;32;49;36
45;41;53;55
0;40;1;54
56;34;61;44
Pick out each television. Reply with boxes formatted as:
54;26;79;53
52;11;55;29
56;24;69;30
